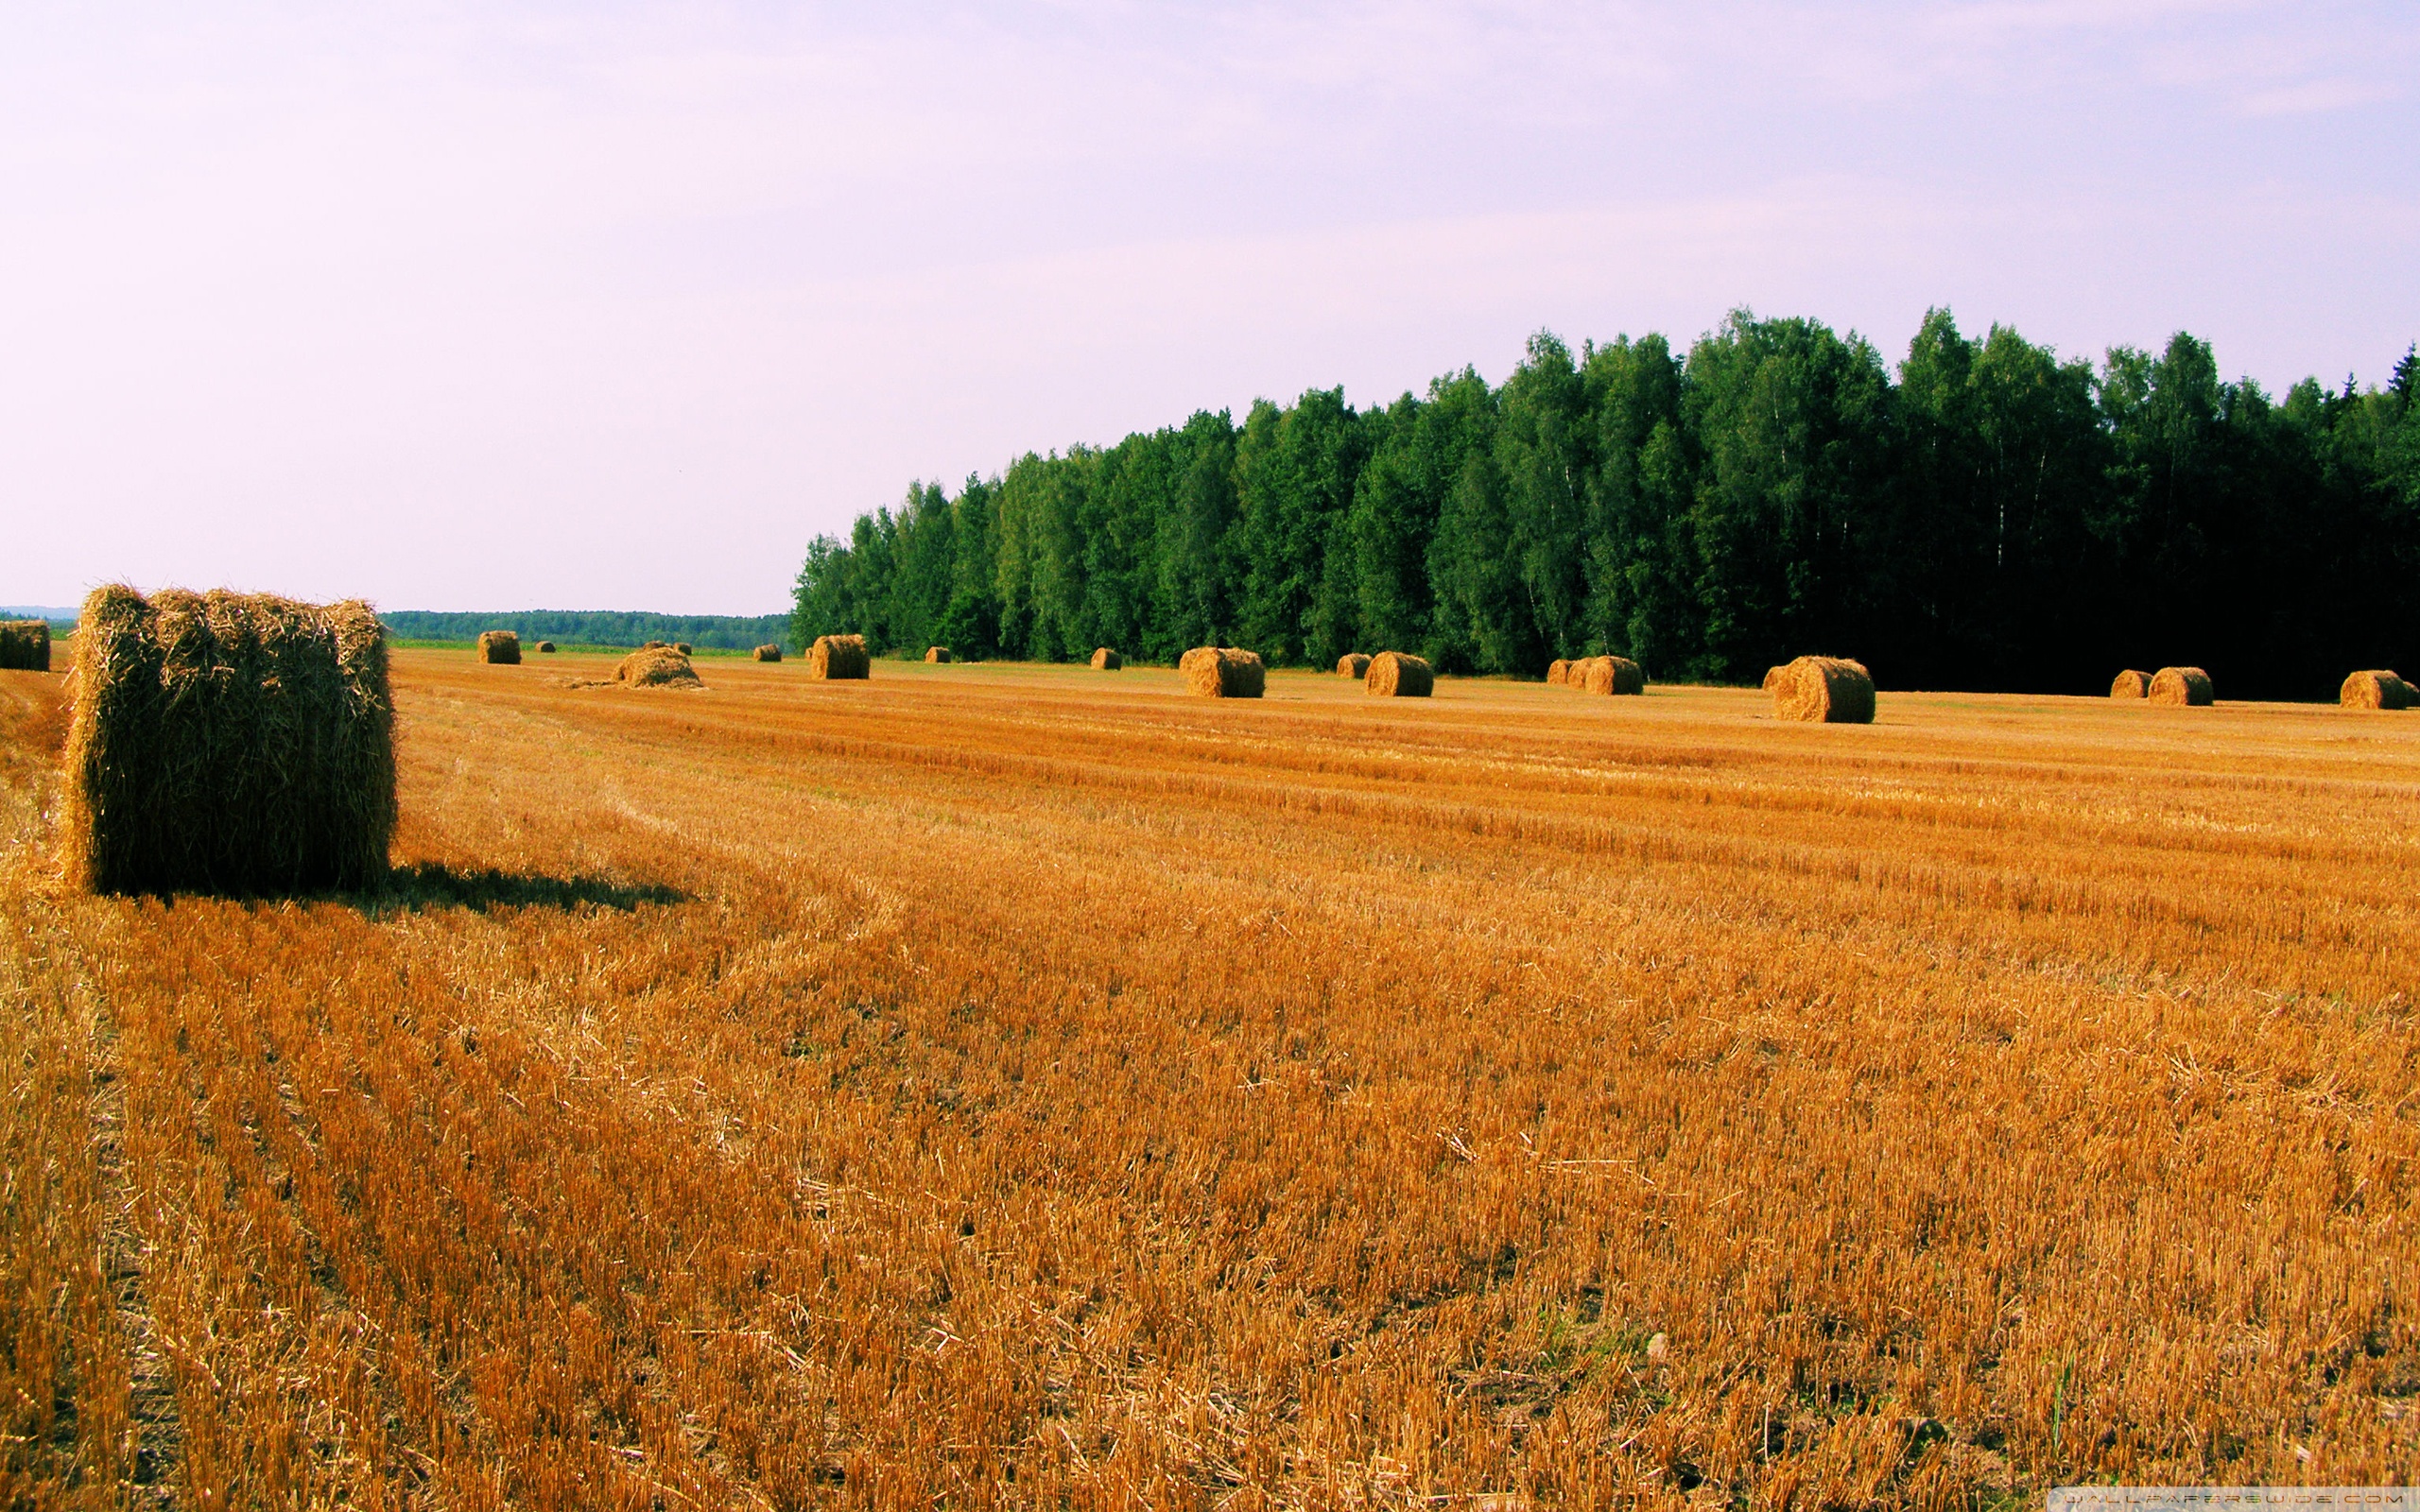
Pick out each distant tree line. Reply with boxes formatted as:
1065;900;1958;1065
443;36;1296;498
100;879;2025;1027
380;610;789;651
792;311;2420;698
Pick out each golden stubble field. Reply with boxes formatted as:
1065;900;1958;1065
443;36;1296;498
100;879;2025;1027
3;650;2416;1509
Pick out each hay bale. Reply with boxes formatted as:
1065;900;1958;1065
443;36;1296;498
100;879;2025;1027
614;644;703;688
1547;659;1569;687
1338;653;1372;679
534;640;557;654
674;642;693;656
476;629;521;664
642;640;667;649
809;634;871;679
1090;647;1123;670
1771;656;1876;723
2109;669;2150;698
2148;666;2214;706
752;644;783;662
1761;665;1785;692
0;620;52;672
1180;646;1265;698
60;586;395;894
1365;651;1432;696
2341;669;2412;710
925;646;953;663
1576;656;1645;696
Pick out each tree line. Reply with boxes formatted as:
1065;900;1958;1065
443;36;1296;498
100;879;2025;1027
791;310;2420;698
381;610;791;651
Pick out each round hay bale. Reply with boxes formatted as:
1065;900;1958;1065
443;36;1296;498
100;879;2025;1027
2109;669;2150;698
533;640;557;654
1772;656;1876;723
60;586;395;894
1547;659;1570;687
673;642;693;656
614;644;703;688
1338;652;1372;679
642;640;667;649
925;645;953;663
476;629;521;664
2341;669;2411;710
1761;665;1785;692
1090;647;1123;670
1364;651;1432;697
752;644;783;662
809;634;872;679
1577;656;1645;696
1180;646;1265;698
0;620;52;672
2147;666;2213;706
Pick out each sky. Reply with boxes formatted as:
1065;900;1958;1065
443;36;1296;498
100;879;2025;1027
4;1;2415;615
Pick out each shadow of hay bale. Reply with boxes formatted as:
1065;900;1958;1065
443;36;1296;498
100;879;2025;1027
364;863;689;915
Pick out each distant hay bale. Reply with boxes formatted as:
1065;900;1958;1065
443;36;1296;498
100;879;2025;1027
534;640;557;654
476;629;521;664
1180;646;1265;698
809;633;871;679
614;644;703;688
1339;652;1372;679
1761;665;1785;692
2110;669;2150;698
1365;651;1432;697
925;646;952;663
0;620;51;672
2148;666;2213;706
674;642;693;656
1576;656;1645;696
642;640;667;649
752;644;782;662
1547;659;1569;687
1090;647;1123;670
2341;669;2411;710
1772;656;1876;723
60;586;395;894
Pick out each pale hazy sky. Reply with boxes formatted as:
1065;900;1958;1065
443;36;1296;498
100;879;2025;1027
5;2;2414;613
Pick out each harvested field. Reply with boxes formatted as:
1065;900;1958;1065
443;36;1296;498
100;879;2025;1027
3;651;2417;1506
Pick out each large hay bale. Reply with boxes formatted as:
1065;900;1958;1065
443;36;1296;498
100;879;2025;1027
1772;656;1876;723
925;646;953;663
1577;656;1646;696
2148;666;2213;706
1547;659;1570;687
2341;669;2412;710
809;633;871;679
534;640;557;654
1180;646;1265;698
476;629;521;664
2110;669;2150;698
1090;647;1123;670
752;644;783;662
0;620;52;672
1365;651;1432;696
60;587;395;894
614;644;703;688
1338;652;1372;679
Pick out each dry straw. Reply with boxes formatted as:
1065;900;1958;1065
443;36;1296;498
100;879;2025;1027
476;629;521;664
0;620;51;672
1365;651;1432;696
1761;665;1785;692
614;644;703;688
1547;659;1570;687
810;634;871;679
1771;656;1876;723
1338;653;1372;679
752;644;783;662
1575;656;1646;696
2110;670;2150;698
2341;669;2411;710
1090;647;1123;670
60;586;396;894
1180;646;1265;698
2148;666;2214;706
925;646;953;663
534;640;557;654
